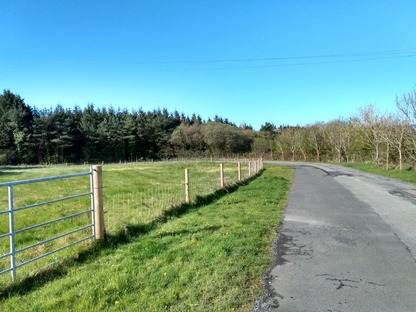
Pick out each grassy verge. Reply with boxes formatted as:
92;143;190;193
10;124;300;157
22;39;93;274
0;165;293;311
341;163;416;184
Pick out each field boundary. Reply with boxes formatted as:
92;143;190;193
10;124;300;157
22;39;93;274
0;159;263;284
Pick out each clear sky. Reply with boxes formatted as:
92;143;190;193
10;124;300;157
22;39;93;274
1;1;416;130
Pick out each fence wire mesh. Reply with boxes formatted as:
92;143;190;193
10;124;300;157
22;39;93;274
102;161;256;235
0;160;261;284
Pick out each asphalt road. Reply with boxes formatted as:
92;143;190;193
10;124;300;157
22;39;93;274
254;162;416;312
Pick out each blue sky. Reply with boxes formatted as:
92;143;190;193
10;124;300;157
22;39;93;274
1;1;416;130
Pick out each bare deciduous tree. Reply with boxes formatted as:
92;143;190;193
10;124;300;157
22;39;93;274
353;104;386;164
306;122;325;162
396;89;416;163
381;113;407;170
277;127;299;161
324;119;351;163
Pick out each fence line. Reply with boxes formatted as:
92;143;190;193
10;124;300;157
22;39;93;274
1;159;263;284
103;159;263;234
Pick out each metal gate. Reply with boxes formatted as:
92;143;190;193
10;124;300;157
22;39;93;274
0;167;97;281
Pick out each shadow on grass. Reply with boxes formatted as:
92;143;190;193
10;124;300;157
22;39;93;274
0;171;264;300
151;225;222;239
0;170;24;178
0;166;48;178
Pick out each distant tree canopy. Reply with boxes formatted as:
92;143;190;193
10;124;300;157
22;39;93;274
2;87;416;169
259;122;277;135
0;90;255;165
170;122;253;156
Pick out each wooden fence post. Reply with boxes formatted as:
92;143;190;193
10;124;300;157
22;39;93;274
220;163;225;188
248;161;252;177
185;168;190;204
92;165;105;240
238;161;241;182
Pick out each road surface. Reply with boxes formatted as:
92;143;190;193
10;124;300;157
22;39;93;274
254;162;416;312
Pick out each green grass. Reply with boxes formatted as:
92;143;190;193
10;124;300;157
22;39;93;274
0;161;252;284
0;164;293;311
341;163;416;183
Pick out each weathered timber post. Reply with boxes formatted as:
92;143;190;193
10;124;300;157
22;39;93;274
238;161;241;182
254;160;258;174
185;168;190;204
220;163;225;188
92;165;105;240
248;161;252;177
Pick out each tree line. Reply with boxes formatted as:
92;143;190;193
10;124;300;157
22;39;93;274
0;89;259;165
256;87;416;170
1;87;416;169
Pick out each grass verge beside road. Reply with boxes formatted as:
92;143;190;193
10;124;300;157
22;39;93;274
0;165;293;311
342;163;416;184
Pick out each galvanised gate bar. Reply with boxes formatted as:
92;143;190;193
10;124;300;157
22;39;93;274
0;166;103;281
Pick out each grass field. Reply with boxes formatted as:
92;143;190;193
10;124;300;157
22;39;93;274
0;164;292;311
0;161;258;284
341;162;416;183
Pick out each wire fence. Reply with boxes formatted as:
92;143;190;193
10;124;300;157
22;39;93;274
0;159;263;285
103;160;262;234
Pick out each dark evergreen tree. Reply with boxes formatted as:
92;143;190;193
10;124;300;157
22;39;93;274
0;90;34;164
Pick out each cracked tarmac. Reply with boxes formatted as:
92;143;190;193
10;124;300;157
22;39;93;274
254;162;416;312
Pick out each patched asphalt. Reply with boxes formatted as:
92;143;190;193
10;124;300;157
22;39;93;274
254;162;416;312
